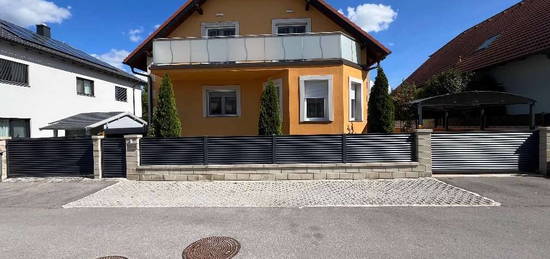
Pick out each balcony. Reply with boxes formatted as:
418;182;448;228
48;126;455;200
152;32;360;66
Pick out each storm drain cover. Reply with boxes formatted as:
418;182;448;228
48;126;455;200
183;236;240;259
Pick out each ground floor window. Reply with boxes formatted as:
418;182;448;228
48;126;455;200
0;118;30;138
203;86;241;117
349;77;363;121
299;75;333;122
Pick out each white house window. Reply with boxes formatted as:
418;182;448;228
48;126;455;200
300;75;333;122
115;86;128;102
349;77;363;121
263;79;283;120
0;118;30;138
201;22;239;37
76;77;94;97
272;18;311;35
203;86;241;117
0;58;28;86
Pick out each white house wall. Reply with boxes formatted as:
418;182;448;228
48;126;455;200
490;54;550;114
0;41;142;137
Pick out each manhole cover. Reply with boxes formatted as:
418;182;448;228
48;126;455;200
97;257;128;259
183;236;240;259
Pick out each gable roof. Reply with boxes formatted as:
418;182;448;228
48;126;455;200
405;0;550;86
40;112;147;131
0;19;143;84
123;0;391;71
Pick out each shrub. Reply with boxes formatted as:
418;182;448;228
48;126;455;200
258;80;282;135
367;67;395;133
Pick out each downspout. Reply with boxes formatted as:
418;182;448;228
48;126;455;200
130;67;153;124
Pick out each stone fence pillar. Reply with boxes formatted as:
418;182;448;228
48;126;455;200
415;129;433;177
0;137;9;182
125;135;142;180
540;127;550;177
92;136;104;179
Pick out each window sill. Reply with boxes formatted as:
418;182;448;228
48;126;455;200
207;115;240;118
77;94;95;97
116;100;128;103
301;119;332;124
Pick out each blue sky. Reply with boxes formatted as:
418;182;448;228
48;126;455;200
1;0;521;88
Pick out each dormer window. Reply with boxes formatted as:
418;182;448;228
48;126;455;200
477;35;499;51
272;18;311;35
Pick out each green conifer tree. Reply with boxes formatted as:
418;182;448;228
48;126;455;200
258;80;282;135
367;67;395;133
149;74;181;137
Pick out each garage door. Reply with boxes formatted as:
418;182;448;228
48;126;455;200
7;138;93;177
432;131;539;173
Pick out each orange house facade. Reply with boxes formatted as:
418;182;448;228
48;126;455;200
124;0;390;136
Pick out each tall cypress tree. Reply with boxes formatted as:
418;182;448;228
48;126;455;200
258;80;282;135
149;74;181;137
368;67;395;133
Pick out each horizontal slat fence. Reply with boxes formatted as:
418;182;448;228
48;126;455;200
7;137;93;177
432;131;539;173
140;134;415;166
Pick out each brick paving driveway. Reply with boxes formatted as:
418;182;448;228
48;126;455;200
64;178;499;208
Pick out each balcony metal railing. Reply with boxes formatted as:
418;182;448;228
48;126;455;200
152;32;360;66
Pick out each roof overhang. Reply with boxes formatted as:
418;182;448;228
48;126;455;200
123;0;391;71
40;112;147;131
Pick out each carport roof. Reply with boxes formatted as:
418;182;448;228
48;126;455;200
411;91;536;110
40;112;146;131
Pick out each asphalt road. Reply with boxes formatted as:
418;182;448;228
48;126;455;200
0;176;549;259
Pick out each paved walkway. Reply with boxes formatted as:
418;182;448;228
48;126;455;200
64;178;499;208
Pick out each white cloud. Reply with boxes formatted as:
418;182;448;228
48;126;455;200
91;49;130;70
128;27;144;42
340;3;397;33
0;0;71;27
154;24;161;29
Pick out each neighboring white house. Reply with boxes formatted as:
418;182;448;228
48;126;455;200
0;20;143;138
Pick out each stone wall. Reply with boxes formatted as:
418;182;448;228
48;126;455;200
0;137;9;181
126;130;433;181
540;127;550;177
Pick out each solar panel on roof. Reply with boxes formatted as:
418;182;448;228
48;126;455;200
0;19;120;72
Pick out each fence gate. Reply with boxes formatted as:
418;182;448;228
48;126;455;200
7;138;93;177
101;138;126;178
432;131;539;173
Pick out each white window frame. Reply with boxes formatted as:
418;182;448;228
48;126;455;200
201;21;240;37
272;18;312;35
349;77;364;122
202;85;241;117
299;75;333;122
263;78;283;121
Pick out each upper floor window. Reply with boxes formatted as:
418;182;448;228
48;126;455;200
0;58;28;86
76;77;94;97
272;19;311;35
203;86;241;117
0;118;30;138
115;86;128;102
201;22;239;37
349;78;364;122
299;75;333;122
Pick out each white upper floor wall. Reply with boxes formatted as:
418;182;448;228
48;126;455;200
0;40;142;138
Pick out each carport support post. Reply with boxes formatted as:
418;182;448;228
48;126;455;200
0;137;10;182
125;135;142;181
92;136;104;179
540;127;550;177
415;129;432;177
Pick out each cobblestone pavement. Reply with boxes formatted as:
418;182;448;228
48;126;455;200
63;178;499;208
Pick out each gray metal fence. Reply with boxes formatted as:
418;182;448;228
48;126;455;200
7;137;93;177
101;138;126;178
432;131;539;173
140;134;415;166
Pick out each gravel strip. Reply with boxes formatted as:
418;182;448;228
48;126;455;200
63;178;500;208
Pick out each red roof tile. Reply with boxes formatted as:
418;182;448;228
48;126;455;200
405;0;550;86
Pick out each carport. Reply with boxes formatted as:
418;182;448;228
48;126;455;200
411;91;539;173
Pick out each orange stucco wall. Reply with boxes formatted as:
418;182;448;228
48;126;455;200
151;64;368;136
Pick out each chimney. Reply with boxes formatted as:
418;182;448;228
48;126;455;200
36;24;51;38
